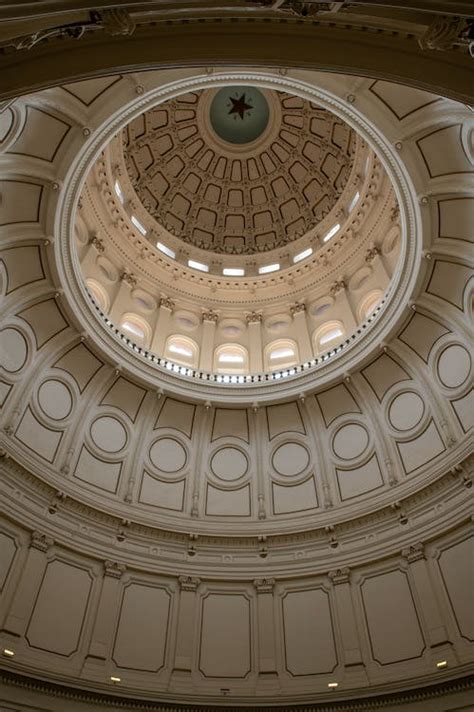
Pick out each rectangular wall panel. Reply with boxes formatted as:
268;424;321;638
199;594;251;677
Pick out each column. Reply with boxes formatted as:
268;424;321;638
366;245;390;281
246;312;263;373
84;560;126;666
328;567;367;684
150;296;174;356
330;281;357;333
80;235;104;275
402;544;451;648
171;576;200;684
108;271;136;324
290;303;313;361
1;531;53;638
199;311;218;372
254;578;279;688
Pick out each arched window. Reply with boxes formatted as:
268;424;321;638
358;290;383;321
86;279;109;313
264;339;299;371
214;344;249;374
119;313;151;347
164;335;199;368
314;321;345;354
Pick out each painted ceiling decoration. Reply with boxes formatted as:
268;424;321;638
0;3;472;710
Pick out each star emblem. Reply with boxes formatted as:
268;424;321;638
228;93;253;120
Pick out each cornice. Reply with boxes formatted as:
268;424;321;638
0;668;472;711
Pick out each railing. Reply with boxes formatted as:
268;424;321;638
87;292;388;387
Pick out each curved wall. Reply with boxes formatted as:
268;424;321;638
0;66;473;709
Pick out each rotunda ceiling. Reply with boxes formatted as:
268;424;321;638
122;88;357;255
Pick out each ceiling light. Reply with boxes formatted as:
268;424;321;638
3;649;15;657
169;344;193;358
131;215;147;235
223;267;245;276
259;263;279;274
436;660;448;669
188;259;209;273
270;348;295;360
328;682;338;688
110;676;121;683
219;353;244;363
319;327;343;345
293;247;313;263
323;224;340;242
157;242;175;259
114;180;124;203
349;191;360;212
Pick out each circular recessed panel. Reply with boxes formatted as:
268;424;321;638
211;447;248;481
210;86;270;145
150;438;187;473
437;345;471;388
96;256;118;282
272;442;310;477
333;423;369;460
0;328;27;372
38;380;72;420
389;392;424;431
90;416;127;453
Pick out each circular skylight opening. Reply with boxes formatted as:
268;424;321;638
209;86;270;145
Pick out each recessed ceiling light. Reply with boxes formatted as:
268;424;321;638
223;267;245;276
258;263;279;274
323;223;340;242
188;259;209;273
328;681;338;688
293;247;313;263
3;649;15;657
110;676;121;683
156;242;175;259
436;660;448;669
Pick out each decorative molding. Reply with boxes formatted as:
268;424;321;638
401;543;425;563
290;302;306;316
30;530;54;552
201;310;218;324
178;575;200;592
89;235;104;253
328;567;351;585
253;577;275;593
160;296;175;311
103;560;126;578
121;270;137;287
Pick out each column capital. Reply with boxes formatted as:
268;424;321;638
365;246;380;264
202;309;218;324
121;270;137;288
178;575;200;592
290;302;306;317
246;311;263;324
253;578;275;594
104;560;127;578
30;530;54;552
90;234;104;253
330;279;346;297
402;543;425;563
159;296;175;311
328;567;351;585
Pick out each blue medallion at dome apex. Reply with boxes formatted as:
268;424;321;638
209;86;270;144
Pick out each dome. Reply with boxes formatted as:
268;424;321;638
0;6;473;711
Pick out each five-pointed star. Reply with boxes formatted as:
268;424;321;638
228;93;253;120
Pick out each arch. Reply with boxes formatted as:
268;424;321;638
164;335;199;368
358;290;384;321
119;313;151;348
214;343;249;374
314;321;345;354
264;339;299;371
86;279;109;313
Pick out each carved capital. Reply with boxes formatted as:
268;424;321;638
402;543;425;563
246;311;263;324
329;279;346;297
159;296;175;311
90;235;104;253
121;270;136;288
99;9;136;37
418;16;472;52
328;567;351;585
30;530;54;552
104;560;127;579
202;309;219;324
178;575;200;592
290;302;306;316
365;246;380;264
253;578;275;594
